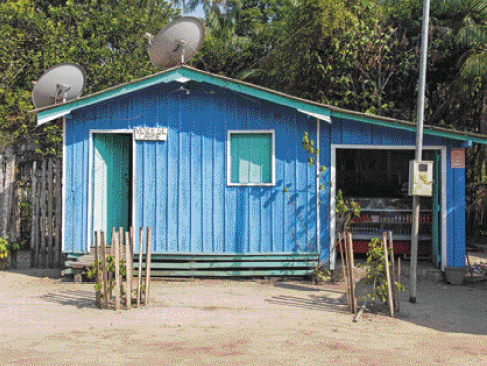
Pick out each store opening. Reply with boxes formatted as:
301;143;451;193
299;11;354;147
336;148;442;267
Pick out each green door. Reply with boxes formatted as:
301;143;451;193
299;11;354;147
431;151;441;268
92;133;132;246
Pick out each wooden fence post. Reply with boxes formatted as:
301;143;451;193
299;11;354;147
10;161;19;269
382;232;394;318
30;162;37;267
114;230;121;311
55;158;62;267
40;159;47;267
0;155;4;238
94;231;100;308
144;227;152;306
346;232;356;313
47;158;54;268
137;227;143;307
397;257;401;312
388;231;397;311
125;230;132;310
1;153;16;240
338;232;351;311
0;155;7;239
34;173;41;267
100;230;108;309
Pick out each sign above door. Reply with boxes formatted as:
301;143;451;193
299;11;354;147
134;127;168;141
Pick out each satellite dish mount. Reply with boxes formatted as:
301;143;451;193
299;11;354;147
175;39;188;64
55;83;72;103
32;63;86;109
146;17;205;69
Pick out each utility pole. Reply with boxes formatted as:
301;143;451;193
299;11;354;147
410;0;431;304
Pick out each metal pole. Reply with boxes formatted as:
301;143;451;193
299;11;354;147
410;0;431;304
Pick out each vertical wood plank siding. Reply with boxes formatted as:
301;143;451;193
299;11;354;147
64;83;318;254
330;117;465;268
64;82;466;267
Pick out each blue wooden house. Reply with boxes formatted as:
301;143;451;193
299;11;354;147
33;65;487;276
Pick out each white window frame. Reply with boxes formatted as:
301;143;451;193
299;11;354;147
226;129;276;187
329;144;447;271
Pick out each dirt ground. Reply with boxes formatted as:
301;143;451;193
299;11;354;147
1;264;486;366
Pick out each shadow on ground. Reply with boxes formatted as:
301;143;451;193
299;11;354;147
40;290;98;309
266;290;349;314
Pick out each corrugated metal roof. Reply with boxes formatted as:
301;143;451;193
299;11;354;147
30;64;487;144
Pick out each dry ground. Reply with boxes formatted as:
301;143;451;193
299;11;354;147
1;265;486;366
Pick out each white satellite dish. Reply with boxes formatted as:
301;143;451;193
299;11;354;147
32;63;86;109
146;17;205;69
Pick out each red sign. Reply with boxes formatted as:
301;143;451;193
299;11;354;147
451;149;465;168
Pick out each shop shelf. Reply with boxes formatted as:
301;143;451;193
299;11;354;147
351;234;431;241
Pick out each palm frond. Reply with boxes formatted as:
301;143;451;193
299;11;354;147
459;52;487;81
457;25;487;47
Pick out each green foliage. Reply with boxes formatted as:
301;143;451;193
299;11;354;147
358;238;404;305
0;237;20;269
335;189;360;233
87;256;142;300
283;131;331;266
0;0;177;156
0;237;10;264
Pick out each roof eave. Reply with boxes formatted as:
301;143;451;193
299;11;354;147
32;65;186;125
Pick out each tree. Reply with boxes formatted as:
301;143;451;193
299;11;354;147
0;0;177;156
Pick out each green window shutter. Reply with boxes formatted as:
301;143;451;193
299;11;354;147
230;133;272;184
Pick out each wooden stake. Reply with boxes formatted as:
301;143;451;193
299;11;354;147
114;230;121;311
353;303;366;323
125;230;132;310
388;231;397;310
30;162;37;267
119;227;124;263
346;232;356;313
100;230;108;309
343;231;352;310
338;232;351;311
397;257;401;312
94;231;100;308
109;227;116;299
137;227;143;307
119;227;124;306
382;232;394;318
144;227;152;306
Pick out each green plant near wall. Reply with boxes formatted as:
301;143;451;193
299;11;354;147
0;237;19;269
87;256;143;302
335;189;361;233
0;237;9;269
358;237;404;306
284;132;361;283
283;132;328;253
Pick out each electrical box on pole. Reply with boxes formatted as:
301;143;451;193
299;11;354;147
408;160;433;197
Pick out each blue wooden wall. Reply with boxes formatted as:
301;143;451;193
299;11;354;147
64;81;319;256
64;81;466;268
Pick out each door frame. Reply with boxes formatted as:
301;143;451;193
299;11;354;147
87;129;136;253
329;144;447;271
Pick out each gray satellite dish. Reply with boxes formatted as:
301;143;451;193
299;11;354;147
32;63;86;109
146;17;205;69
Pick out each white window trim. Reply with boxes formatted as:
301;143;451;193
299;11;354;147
227;129;276;187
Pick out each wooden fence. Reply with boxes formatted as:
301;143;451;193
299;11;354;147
30;158;63;268
0;152;62;269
